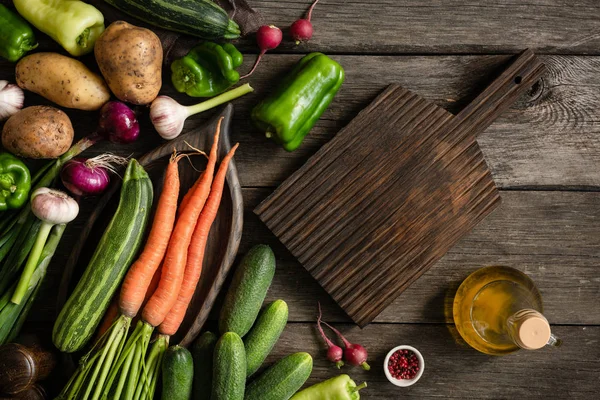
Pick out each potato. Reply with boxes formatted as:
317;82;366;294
2;106;74;159
15;53;110;111
95;21;163;105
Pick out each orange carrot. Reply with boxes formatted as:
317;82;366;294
142;118;222;327
96;296;119;339
158;143;239;336
96;262;164;339
118;154;181;318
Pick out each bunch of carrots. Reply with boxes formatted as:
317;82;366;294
59;119;238;400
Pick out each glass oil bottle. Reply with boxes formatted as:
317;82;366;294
453;266;561;355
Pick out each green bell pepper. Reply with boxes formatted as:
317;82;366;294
171;42;243;98
290;375;367;400
251;52;344;152
0;153;31;211
0;5;38;62
13;0;105;56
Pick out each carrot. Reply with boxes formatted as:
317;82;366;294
142;118;222;327
158;143;239;336
96;296;119;340
119;154;181;318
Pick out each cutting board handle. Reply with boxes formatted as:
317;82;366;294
455;49;545;141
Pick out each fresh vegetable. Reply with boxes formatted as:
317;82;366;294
104;0;240;40
98;101;140;144
159;141;239;336
162;345;194;400
240;25;282;79
212;332;246;400
245;352;313;400
95;21;163;105
11;188;78;304
323;321;370;370
219;244;276;337
0;153;31;211
53;159;153;353
0;81;24;121
290;0;320;44
150;83;254;140
60;154;129;197
2;106;74;159
0;5;37;62
0;138;97;344
252;53;344;151
171;42;243;98
317;303;344;368
0;224;66;345
245;300;289;377
192;331;218;400
15;53;110;111
290;375;366;400
13;0;105;56
106;126;231;400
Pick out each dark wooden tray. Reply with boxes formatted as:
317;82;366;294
256;50;545;327
57;104;243;347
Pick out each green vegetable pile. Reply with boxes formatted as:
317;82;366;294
0;138;95;344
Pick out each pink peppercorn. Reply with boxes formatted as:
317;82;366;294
388;349;420;380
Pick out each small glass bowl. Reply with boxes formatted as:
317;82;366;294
383;345;424;387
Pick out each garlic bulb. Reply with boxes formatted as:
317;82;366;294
31;187;79;225
150;83;254;140
150;96;188;140
0;80;24;121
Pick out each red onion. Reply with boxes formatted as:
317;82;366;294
61;154;128;196
98;101;139;143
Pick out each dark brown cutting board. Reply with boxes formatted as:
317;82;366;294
255;50;545;327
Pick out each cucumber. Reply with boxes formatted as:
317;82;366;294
162;345;194;400
104;0;240;39
192;331;218;400
219;244;276;337
212;332;246;400
245;300;288;377
245;352;313;400
52;160;153;353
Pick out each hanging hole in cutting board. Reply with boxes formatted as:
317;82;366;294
514;76;522;84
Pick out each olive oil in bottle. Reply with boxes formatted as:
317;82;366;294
453;266;561;355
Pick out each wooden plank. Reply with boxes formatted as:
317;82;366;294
2;54;599;188
258;323;600;399
237;0;600;55
29;189;600;325
184;54;600;189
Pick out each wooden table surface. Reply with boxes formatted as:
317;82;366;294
2;1;600;398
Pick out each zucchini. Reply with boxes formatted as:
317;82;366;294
162;345;194;400
245;352;313;400
52;160;153;353
219;244;276;337
104;0;240;40
245;300;288;377
212;332;246;400
192;331;218;400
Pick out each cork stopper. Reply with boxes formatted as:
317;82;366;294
510;310;552;350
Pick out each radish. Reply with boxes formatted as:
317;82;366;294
240;25;282;79
290;0;320;44
323;320;370;370
317;303;344;368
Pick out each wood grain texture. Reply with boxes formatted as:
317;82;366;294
256;52;545;326
261;323;600;399
56;106;243;346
